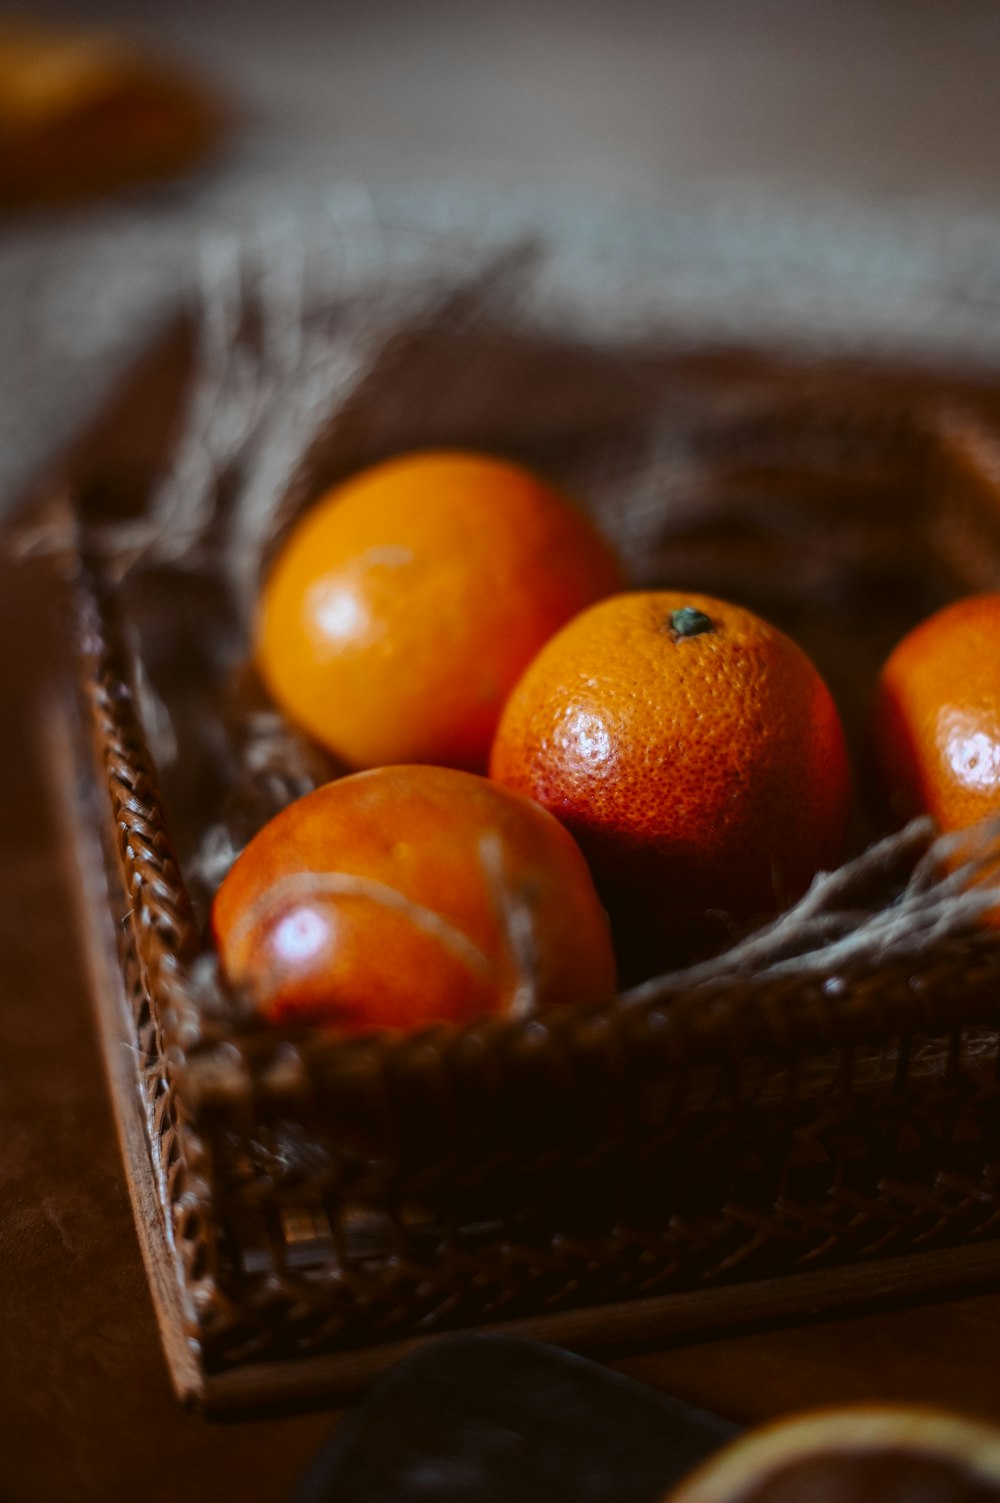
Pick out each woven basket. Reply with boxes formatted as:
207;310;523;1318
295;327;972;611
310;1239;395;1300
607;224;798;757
49;263;1000;1413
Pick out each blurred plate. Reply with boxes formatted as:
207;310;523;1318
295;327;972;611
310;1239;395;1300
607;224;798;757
292;1333;738;1503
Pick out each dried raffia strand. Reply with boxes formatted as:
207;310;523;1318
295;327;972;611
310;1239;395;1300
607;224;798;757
136;236;388;612
477;831;540;1020
4;219;398;583
623;814;1000;1006
226;870;494;993
219;837;551;1020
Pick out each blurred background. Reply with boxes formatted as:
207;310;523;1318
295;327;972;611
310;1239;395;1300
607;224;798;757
5;0;1000;513
14;0;1000;199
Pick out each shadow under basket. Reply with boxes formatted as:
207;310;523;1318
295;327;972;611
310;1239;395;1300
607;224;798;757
48;302;1000;1416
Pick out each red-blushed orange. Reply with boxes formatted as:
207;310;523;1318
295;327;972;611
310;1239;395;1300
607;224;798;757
490;591;851;969
254;451;623;772
211;764;616;1031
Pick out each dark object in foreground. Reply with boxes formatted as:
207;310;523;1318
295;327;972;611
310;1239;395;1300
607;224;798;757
291;1334;737;1503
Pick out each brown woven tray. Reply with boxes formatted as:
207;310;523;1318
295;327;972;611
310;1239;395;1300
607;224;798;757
44;273;1000;1414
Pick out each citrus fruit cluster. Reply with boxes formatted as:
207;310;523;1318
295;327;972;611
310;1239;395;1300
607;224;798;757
212;450;1000;1033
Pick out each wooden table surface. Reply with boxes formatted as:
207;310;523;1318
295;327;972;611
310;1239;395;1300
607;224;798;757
5;550;1000;1503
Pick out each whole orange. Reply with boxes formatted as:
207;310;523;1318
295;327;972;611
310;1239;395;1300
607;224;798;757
211;764;616;1031
255;451;623;771
871;594;1000;833
490;591;851;967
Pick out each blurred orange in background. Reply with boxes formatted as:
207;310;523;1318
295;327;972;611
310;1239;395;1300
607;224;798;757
0;17;222;208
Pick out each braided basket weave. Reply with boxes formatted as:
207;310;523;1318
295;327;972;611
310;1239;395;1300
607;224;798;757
55;263;1000;1412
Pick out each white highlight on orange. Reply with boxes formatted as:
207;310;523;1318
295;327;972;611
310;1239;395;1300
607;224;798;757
942;710;1000;792
307;578;369;646
272;906;332;963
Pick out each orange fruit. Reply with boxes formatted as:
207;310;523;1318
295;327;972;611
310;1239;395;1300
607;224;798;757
490;591;851;967
664;1405;1000;1502
0;21;220;208
871;594;1000;833
255;451;623;772
211;764;616;1031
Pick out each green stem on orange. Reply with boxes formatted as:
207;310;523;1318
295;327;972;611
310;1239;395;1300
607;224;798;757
669;606;714;638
